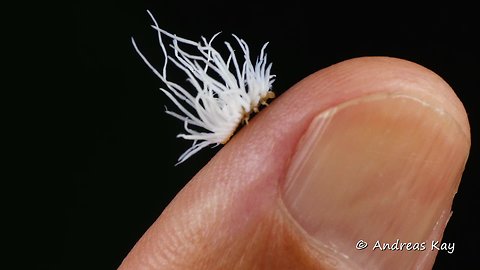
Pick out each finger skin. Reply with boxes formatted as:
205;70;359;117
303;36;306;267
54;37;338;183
119;57;470;269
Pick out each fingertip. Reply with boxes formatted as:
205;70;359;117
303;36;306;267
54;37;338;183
120;57;470;269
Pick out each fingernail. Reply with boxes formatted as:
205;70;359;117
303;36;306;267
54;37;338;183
282;94;469;269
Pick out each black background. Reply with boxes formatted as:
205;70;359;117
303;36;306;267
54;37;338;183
31;1;479;269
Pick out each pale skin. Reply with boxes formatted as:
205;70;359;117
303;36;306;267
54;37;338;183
119;57;470;269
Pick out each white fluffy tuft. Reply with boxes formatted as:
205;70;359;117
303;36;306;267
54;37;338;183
132;10;275;164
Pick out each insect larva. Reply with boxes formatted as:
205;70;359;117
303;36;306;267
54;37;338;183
132;10;275;164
